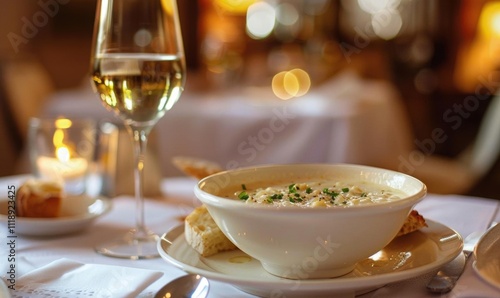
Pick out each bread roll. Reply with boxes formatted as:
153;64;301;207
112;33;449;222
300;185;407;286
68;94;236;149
16;179;63;218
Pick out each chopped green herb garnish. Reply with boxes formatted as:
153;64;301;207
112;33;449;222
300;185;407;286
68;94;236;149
234;181;397;207
323;188;339;198
270;194;283;200
238;191;249;200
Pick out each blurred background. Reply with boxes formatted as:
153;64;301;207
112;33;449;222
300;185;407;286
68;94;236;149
0;0;499;198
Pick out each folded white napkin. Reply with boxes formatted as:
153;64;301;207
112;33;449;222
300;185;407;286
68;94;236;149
10;258;163;298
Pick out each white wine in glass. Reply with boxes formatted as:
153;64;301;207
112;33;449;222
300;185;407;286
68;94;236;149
90;0;185;259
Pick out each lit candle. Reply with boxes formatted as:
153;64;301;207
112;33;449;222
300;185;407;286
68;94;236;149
35;120;90;194
36;155;88;180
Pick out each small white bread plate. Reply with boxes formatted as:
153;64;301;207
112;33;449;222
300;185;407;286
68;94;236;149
0;278;11;298
473;223;500;290
0;195;111;236
158;220;462;297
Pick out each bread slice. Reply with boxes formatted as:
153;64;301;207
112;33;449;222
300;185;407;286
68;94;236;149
397;210;428;237
172;156;223;180
185;205;237;257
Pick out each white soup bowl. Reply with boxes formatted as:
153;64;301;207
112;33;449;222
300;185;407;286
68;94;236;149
194;164;426;279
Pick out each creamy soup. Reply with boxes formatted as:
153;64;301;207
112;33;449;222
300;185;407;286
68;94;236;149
230;181;405;207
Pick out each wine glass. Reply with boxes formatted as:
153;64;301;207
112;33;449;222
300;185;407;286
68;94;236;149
89;0;185;259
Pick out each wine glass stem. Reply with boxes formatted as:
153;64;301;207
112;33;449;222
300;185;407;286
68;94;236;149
130;127;152;238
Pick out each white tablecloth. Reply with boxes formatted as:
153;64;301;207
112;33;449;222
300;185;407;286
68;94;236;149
42;71;413;177
1;176;500;297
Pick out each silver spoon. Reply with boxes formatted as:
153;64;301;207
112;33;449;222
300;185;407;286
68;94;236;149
155;274;210;298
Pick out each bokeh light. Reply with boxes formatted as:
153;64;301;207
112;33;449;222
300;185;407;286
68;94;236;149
134;29;152;47
214;0;256;14
479;2;500;38
357;0;401;14
372;11;402;40
272;68;311;100
276;3;299;26
246;2;276;39
355;0;403;40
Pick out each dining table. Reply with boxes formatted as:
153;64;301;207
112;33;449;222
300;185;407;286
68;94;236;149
1;174;499;298
40;70;414;178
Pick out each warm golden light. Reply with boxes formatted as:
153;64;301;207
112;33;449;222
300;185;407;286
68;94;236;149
53;129;65;147
123;80;133;110
479;2;500;38
55;118;72;129
454;1;500;92
288;68;311;97
52;125;73;162
369;250;384;261
56;146;71;162
214;0;256;14
161;0;174;15
102;79;117;107
41;126;89;181
283;71;300;96
272;71;291;100
272;68;311;100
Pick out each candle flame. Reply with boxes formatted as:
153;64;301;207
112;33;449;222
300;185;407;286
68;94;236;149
52;125;73;162
55;118;72;129
53;129;65;147
56;146;71;162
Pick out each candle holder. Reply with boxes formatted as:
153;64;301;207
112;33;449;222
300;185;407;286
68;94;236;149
28;118;97;196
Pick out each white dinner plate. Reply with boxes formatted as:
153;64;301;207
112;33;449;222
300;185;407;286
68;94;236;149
158;220;463;297
0;195;112;236
473;223;500;290
0;278;11;298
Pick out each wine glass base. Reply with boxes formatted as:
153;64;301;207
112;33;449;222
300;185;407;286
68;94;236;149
95;230;160;259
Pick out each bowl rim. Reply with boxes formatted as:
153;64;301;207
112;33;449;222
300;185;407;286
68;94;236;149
195;163;427;213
